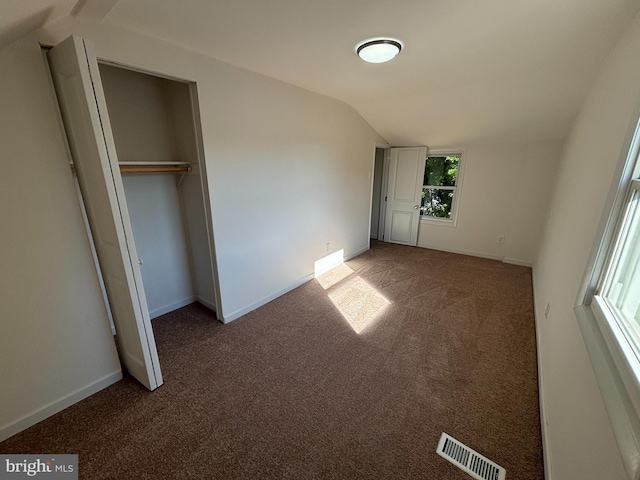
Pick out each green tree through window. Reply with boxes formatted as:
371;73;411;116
421;155;460;219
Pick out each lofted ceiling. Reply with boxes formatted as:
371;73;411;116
3;0;640;146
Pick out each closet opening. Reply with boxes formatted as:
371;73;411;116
96;62;219;325
370;146;389;241
46;35;224;389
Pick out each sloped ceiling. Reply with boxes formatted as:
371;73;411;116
4;0;640;146
0;0;76;49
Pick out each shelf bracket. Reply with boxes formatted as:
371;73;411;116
176;168;190;189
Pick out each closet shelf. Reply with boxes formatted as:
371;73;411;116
70;162;192;188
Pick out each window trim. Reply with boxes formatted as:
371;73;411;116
420;148;465;227
575;112;640;479
592;296;640;407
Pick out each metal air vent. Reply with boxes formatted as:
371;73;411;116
436;432;506;480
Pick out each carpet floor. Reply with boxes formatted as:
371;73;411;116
0;241;544;479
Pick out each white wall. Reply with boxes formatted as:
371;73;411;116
0;38;121;441
505;141;565;264
417;140;563;266
0;16;385;438
189;59;386;320
99;63;178;162
534;11;640;480
122;174;195;318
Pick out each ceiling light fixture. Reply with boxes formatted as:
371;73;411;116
356;39;402;63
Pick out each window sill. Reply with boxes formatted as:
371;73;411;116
574;301;640;479
419;216;457;228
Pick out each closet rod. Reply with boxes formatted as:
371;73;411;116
70;164;191;174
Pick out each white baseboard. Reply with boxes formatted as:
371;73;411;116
416;244;533;267
149;296;196;319
0;369;122;443
502;257;533;267
416;244;503;261
222;273;315;324
345;245;370;261
196;296;217;312
532;269;553;480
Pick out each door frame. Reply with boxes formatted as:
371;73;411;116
92;58;223;319
378;147;390;241
370;142;391;243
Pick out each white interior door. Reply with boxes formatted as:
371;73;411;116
48;35;163;390
383;147;427;246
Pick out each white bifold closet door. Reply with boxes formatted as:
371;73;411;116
48;35;163;390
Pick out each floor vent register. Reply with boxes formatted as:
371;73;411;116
436;432;506;480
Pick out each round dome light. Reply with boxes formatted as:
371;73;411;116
356;39;402;63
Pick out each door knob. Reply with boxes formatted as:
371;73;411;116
414;205;419;209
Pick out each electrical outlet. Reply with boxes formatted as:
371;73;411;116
498;235;505;244
325;242;330;252
544;302;551;319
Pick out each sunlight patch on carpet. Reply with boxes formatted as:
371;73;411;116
316;263;354;289
328;276;390;333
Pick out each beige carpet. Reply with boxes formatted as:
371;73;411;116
0;241;544;479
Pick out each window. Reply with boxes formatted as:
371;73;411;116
576;117;640;478
420;151;463;224
598;178;640;358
